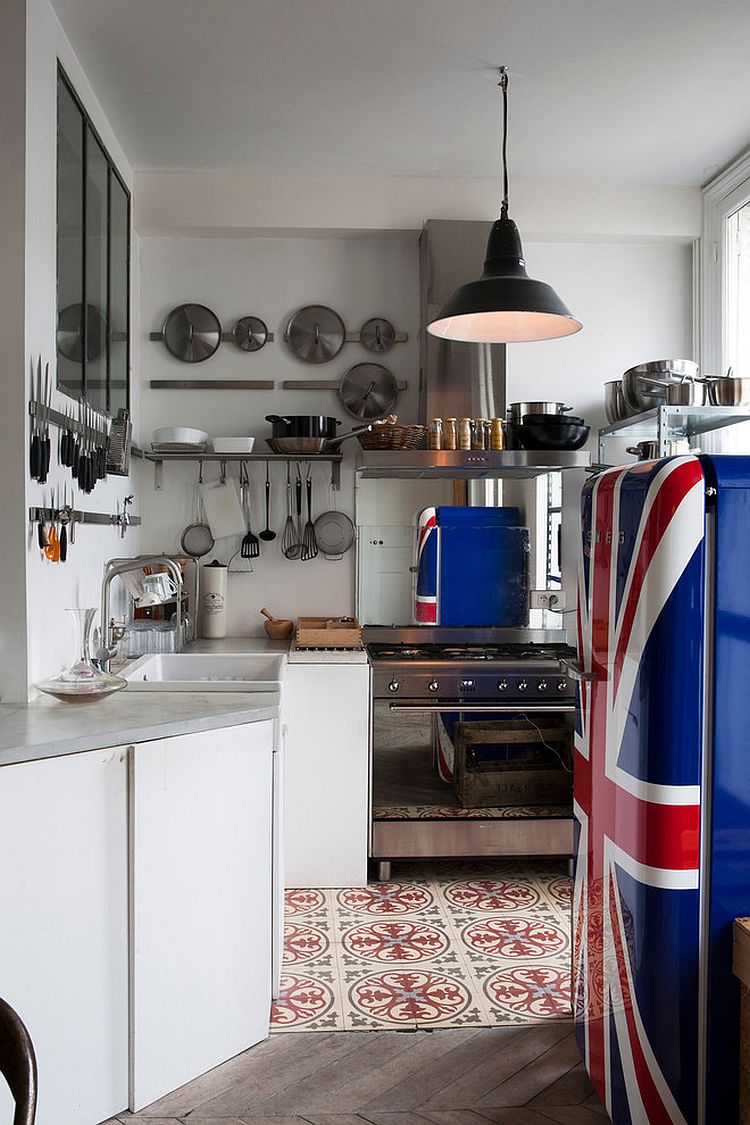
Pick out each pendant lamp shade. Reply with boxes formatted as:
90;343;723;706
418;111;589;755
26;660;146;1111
427;68;582;345
427;217;582;343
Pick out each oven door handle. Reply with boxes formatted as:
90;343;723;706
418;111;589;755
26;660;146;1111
558;657;598;683
388;703;576;714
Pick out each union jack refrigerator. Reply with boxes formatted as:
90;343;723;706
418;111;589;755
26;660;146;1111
573;454;750;1124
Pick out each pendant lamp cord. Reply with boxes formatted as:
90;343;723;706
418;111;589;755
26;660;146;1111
498;66;509;218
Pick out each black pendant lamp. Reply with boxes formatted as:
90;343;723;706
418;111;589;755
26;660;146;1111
427;68;582;344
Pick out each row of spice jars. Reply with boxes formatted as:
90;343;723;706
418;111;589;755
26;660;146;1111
428;417;505;451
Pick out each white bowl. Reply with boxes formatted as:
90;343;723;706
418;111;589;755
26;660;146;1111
211;437;256;454
153;427;209;446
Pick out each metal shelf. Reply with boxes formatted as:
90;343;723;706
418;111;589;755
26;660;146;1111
598;405;750;460
355;449;591;481
135;448;344;491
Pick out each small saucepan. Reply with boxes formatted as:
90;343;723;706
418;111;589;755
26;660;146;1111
626;441;660;460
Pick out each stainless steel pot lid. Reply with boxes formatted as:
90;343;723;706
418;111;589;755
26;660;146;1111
162;303;222;363
286;305;345;364
313;510;355;557
232;315;268;352
339;363;399;420
359;317;396;354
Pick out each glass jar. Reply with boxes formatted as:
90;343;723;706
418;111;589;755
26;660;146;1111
458;418;472;450
443;417;457;450
490;417;505;450
471;419;485;450
428;418;443;450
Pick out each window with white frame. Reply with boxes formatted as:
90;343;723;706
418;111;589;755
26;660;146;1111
702;148;750;452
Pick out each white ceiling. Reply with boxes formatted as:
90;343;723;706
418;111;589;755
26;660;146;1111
51;0;750;186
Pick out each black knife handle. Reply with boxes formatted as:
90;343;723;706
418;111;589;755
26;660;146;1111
59;523;67;562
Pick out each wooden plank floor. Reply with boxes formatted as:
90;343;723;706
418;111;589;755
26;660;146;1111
108;1023;608;1124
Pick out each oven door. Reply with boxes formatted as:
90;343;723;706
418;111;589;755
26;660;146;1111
371;696;575;828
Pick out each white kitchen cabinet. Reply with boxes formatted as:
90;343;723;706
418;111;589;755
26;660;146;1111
0;747;129;1125
283;662;370;887
130;721;274;1111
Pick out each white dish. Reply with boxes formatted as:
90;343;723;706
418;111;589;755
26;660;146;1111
212;437;256;454
152;426;209;447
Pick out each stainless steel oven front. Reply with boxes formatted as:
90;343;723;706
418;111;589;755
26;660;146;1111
368;647;576;878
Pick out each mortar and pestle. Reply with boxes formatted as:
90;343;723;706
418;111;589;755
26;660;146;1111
261;607;294;641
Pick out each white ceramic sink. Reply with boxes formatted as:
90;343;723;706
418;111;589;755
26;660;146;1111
123;653;284;692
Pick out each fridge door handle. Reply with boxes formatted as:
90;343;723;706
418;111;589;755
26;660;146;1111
559;657;599;683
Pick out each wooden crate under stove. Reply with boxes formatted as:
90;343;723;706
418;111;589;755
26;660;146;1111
453;717;572;808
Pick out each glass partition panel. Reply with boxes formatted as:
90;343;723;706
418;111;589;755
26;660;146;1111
56;73;84;401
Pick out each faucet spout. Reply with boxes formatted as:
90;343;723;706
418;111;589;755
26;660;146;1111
100;555;185;670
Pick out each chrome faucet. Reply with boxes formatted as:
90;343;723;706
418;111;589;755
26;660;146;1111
98;555;184;670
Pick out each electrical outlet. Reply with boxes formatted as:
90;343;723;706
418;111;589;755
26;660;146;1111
530;590;566;610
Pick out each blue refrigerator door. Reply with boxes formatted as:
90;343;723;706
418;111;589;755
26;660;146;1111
700;455;750;1121
574;457;706;1123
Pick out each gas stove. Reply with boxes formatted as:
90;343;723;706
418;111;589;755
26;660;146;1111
368;641;576;702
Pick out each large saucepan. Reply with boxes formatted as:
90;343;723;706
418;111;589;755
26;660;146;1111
265;415;372;454
621;360;699;413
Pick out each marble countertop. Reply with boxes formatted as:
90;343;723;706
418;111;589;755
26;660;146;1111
0;633;374;768
0;691;280;769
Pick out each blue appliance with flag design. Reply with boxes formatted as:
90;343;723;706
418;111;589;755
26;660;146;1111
574;454;750;1124
414;505;529;626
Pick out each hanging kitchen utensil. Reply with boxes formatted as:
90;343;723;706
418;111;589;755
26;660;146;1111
259;461;276;542
232;315;269;352
239;462;260;559
38;362;51;483
281;463;298;559
359;317;396;354
180;463;216;558
285;305;345;364
29;357;42;481
228;463;255;572
200;475;247;540
161;303;222;363
339;362;399;420
301;468;318;561
314;510;355;560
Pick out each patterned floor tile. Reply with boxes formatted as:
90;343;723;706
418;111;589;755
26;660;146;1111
340;963;486;1030
273;863;574;1033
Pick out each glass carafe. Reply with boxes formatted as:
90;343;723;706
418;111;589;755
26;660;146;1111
36;607;127;703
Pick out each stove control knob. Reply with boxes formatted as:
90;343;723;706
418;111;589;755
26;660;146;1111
497;680;508;692
537;680;548;692
517;680;528;692
388;679;400;693
460;678;475;691
428;680;439;693
558;680;569;692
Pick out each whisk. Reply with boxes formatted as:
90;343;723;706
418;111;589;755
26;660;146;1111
301;465;318;561
282;462;301;559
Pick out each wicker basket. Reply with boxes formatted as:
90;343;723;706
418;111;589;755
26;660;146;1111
357;423;427;450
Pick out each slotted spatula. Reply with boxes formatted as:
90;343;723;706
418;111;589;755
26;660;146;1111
240;463;260;559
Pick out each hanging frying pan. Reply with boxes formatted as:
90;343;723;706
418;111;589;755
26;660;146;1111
285;304;345;364
232;315;269;352
162;303;222;363
359;317;396;354
339;363;399;420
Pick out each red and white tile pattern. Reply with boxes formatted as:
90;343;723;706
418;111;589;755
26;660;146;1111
270;860;572;1032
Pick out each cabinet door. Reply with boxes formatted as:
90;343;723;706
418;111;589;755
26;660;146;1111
283;663;370;887
0;747;129;1125
130;722;273;1111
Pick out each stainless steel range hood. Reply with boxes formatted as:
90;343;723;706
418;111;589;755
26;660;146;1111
419;219;506;423
356;449;590;479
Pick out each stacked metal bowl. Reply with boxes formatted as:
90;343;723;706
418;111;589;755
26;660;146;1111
605;360;700;423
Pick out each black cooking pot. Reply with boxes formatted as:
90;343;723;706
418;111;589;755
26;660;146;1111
516;416;590;451
266;415;341;440
524;413;586;426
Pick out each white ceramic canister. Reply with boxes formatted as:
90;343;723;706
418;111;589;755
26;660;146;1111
199;560;228;638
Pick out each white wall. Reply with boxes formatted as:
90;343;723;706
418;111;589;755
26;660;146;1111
22;0;141;695
138;234;420;634
136;170;701;242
